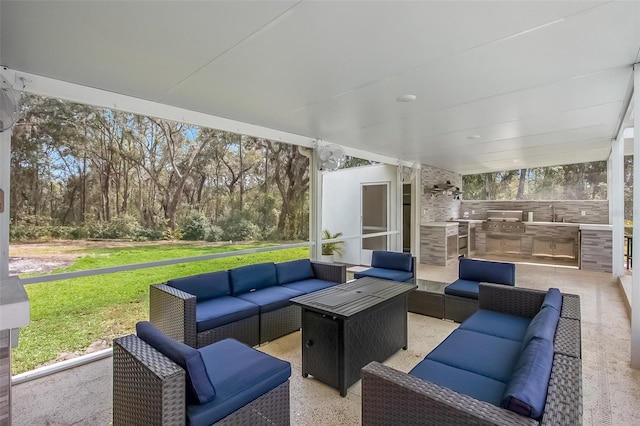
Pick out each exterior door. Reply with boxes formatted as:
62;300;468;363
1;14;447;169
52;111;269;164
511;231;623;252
361;183;389;265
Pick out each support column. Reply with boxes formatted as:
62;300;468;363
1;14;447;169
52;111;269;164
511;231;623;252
301;145;322;260
632;64;640;368
610;134;624;278
0;128;11;426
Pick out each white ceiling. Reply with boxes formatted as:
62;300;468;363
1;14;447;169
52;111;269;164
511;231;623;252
2;1;639;174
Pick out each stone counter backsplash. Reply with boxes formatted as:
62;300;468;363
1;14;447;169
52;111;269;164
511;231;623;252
460;200;608;224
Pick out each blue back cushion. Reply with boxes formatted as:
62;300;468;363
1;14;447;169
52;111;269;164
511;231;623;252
459;258;515;286
276;259;315;285
136;321;216;405
502;337;554;419
522;305;560;347
541;288;563;312
167;270;231;302
371;251;413;272
230;262;277;295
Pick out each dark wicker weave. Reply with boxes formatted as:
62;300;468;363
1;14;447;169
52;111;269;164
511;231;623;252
361;362;538;426
311;261;347;284
150;283;260;348
113;334;185;426
444;294;478;323
260;304;301;344
113;334;291;426
561;294;581;320
554;317;581;358
361;284;582;426
478;283;545;319
540;354;582;426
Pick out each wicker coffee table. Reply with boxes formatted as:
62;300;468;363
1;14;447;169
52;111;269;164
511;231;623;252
407;279;448;319
290;277;416;396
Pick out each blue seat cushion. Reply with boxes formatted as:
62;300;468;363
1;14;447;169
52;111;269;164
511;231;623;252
522;305;560;347
459;258;515;286
230;263;278;295
541;288;563;312
459;309;531;342
502;337;554;419
426;329;522;383
196;296;260;333
354;268;414;282
280;278;336;294
168;270;231;302
187;338;291;426
235;286;303;313
136;321;215;405
410;358;507;406
371;251;413;272
276;259;315;285
444;279;479;299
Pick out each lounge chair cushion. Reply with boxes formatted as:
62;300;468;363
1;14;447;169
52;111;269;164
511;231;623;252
187;338;291;426
444;279;480;299
230;262;278;295
276;259;315;285
168;270;231;302
425;329;522;383
196;296;260;333
235;286;303;313
459;309;531;342
522;305;560;347
409;358;507;406
280;278;336;294
541;287;563;312
459;258;515;286
502;337;554;419
354;267;414;283
371;251;413;272
136;321;216;405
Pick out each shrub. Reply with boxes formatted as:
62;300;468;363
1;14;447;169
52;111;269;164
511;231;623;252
181;213;208;241
205;225;223;242
220;214;260;241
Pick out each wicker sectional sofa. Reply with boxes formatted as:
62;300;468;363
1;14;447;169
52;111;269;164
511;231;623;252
444;258;516;322
362;283;582;426
354;250;416;282
150;259;346;348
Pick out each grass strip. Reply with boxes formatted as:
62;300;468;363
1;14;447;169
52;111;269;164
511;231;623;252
12;244;308;374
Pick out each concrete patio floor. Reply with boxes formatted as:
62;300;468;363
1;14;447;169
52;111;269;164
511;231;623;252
11;262;640;425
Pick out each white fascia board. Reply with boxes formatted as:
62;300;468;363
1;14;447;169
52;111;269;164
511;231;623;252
3;67;413;167
3;67;314;148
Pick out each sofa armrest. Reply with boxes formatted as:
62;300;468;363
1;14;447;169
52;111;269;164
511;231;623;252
478;283;546;319
540;354;583;426
311;261;346;283
149;283;197;347
361;362;537;426
113;334;185;426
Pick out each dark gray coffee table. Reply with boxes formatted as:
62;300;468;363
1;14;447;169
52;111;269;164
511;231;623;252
407;279;448;319
290;277;416;396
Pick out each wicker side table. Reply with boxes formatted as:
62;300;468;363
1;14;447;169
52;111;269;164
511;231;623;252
408;279;448;319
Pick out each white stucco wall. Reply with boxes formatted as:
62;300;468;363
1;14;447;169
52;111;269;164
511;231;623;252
322;164;400;266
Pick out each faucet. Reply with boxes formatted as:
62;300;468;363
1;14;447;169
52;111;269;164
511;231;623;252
549;204;555;222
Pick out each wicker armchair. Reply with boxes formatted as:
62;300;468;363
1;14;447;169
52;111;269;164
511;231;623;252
362;284;582;426
113;325;291;426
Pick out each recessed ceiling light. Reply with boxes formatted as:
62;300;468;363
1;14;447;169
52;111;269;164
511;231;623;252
467;135;481;140
513;160;519;163
397;94;417;102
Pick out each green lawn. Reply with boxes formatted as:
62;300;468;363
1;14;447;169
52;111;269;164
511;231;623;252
12;243;308;375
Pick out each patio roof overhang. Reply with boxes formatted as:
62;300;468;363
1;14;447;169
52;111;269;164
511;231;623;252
1;1;639;174
1;0;640;398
